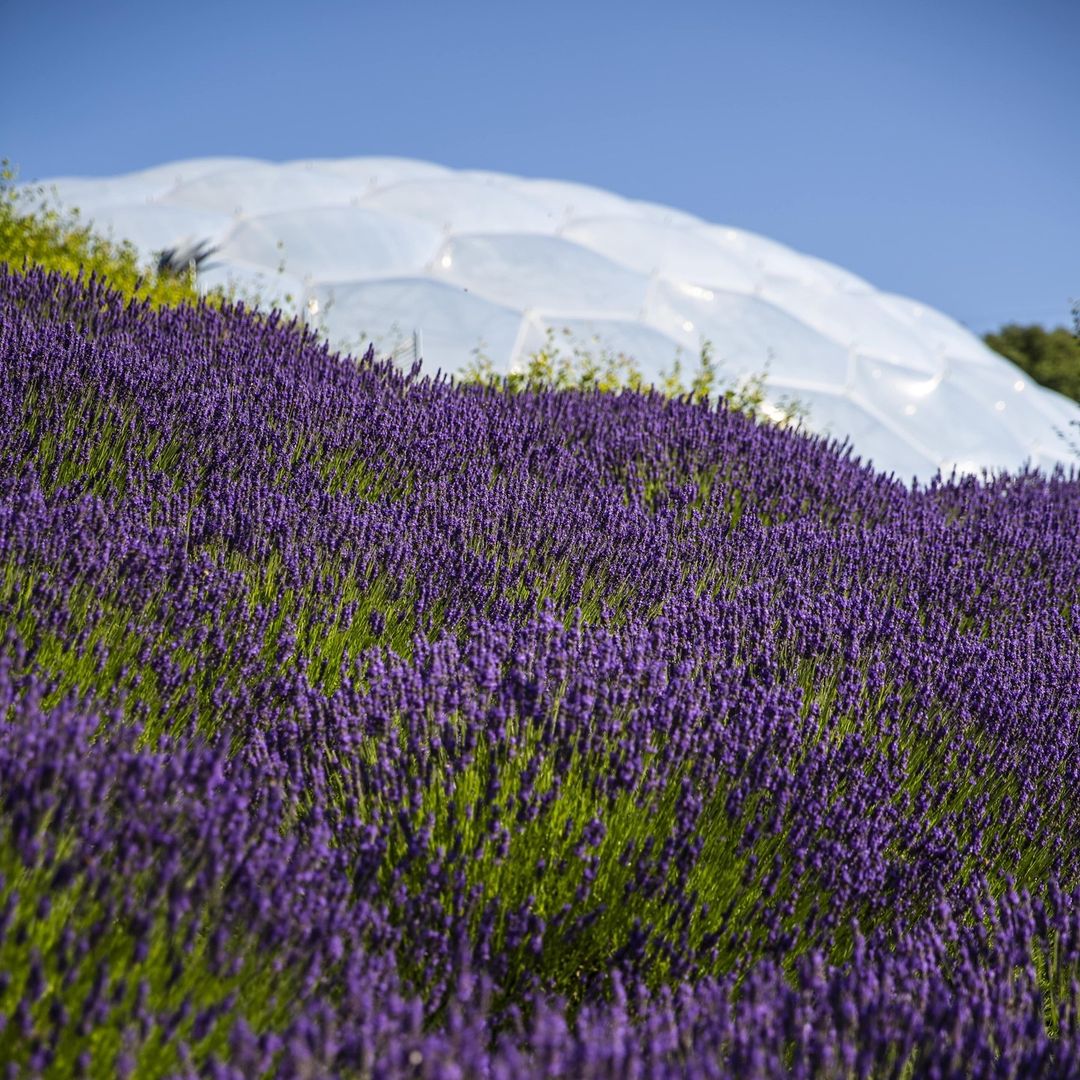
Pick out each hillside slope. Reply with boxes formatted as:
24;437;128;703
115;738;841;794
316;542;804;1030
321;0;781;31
1;265;1080;1076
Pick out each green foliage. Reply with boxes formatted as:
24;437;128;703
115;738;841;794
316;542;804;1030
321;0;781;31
0;159;237;312
983;315;1080;405
462;327;648;396
461;326;807;427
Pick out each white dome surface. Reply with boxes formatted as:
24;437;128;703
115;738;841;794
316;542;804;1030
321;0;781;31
24;157;1080;482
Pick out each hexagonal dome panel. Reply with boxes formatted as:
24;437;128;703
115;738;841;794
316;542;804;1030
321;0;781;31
24;156;1080;482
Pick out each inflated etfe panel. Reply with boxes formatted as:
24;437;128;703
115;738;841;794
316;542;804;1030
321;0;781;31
26;157;1080;482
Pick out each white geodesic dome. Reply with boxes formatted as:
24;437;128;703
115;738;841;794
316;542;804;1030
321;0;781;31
22;156;1080;482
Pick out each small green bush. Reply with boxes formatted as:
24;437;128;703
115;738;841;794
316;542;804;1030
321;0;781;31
461;326;806;427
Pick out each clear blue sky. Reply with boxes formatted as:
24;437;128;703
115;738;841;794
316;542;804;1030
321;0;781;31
3;0;1076;335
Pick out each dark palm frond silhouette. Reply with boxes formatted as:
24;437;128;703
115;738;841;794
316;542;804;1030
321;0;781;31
155;238;218;277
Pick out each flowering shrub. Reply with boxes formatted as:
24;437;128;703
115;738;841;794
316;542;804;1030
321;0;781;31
0;161;237;315
1;264;1080;1076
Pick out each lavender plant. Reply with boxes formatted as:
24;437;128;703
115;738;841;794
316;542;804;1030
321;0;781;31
1;263;1079;1077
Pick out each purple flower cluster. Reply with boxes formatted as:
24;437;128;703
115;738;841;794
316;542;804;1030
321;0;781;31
0;264;1079;1076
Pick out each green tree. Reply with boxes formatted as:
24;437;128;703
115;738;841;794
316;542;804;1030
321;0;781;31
983;316;1080;405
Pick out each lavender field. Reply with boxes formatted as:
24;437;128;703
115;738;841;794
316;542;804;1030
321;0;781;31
1;263;1080;1077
